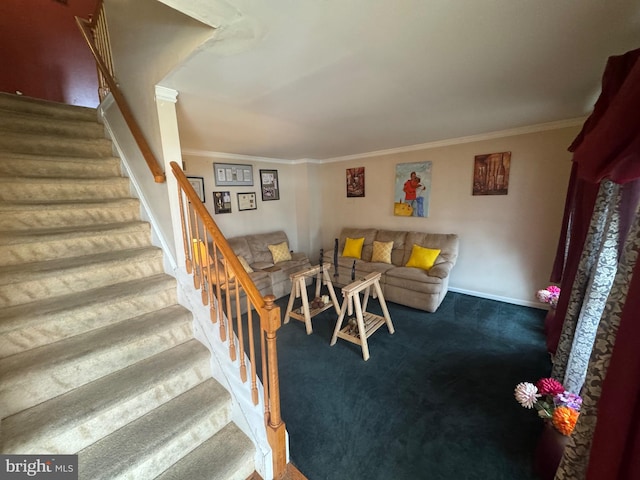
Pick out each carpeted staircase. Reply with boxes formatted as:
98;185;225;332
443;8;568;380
0;93;255;479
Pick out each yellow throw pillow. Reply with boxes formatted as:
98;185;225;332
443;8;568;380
268;241;292;264
342;237;365;259
237;255;254;273
371;240;393;264
405;244;441;271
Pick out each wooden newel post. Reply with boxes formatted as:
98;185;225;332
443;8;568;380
262;295;287;479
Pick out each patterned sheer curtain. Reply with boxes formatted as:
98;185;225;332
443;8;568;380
551;180;621;393
555;198;640;479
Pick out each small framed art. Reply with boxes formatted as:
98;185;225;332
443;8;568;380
346;167;365;197
187;176;205;203
213;191;232;214
260;169;280;201
214;163;253;186
238;192;257;211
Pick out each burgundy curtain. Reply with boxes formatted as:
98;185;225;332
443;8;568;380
548;47;640;479
587;262;640;479
547;47;640;353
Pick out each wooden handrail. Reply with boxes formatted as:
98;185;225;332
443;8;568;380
171;161;287;479
75;14;166;183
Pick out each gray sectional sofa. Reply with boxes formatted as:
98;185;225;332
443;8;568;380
324;227;459;312
226;230;311;300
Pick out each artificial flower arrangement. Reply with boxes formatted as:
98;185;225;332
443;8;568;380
514;378;582;436
536;285;561;308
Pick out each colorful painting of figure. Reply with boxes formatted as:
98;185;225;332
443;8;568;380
394;162;432;217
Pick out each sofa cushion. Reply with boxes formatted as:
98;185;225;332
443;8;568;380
268;241;292;263
375;230;408;266
237;255;254;273
338;228;378;262
402;232;459;266
247;231;290;263
371;240;393;264
405;245;441;271
224;271;272;295
343;237;365;259
384;266;443;292
227;236;253;264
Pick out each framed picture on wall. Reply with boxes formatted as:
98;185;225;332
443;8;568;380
346;167;365;197
472;151;511;195
186;176;205;203
213;191;232;214
237;192;257;211
214;163;253;186
393;161;432;217
260;169;280;201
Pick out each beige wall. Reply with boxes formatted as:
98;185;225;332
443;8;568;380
315;126;579;306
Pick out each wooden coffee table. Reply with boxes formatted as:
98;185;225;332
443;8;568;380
330;271;395;361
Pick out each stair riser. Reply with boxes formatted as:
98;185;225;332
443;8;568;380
0;229;151;267
0;286;178;358
0;311;194;418
0;251;165;308
0;179;131;202
0;156;121;178
0;202;141;230
0;114;105;139
0;133;113;158
0;94;97;122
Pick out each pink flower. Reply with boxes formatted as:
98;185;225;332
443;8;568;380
547;285;560;295
536;378;565;396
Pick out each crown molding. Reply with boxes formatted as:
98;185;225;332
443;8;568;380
155;86;178;103
181;148;295;165
181;116;586;165
323;117;587;163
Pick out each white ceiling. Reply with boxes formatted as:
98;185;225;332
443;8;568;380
158;0;640;161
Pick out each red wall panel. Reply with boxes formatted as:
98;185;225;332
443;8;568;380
0;0;99;107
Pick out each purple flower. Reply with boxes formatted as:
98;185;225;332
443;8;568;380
554;391;582;411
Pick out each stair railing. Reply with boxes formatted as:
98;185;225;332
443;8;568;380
171;162;287;479
75;2;166;184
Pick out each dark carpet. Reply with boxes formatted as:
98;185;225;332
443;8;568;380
272;290;550;480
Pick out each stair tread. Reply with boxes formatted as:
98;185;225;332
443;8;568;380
0;304;191;379
0;273;174;328
0;151;120;164
0;93;97;120
0;175;129;184
79;379;231;480
1;339;211;453
0;109;105;136
0;220;149;246
155;423;254;480
0;130;111;144
0;197;138;210
0;246;162;283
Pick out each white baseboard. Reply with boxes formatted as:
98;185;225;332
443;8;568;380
448;287;546;310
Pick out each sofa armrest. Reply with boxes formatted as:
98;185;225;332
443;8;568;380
428;261;454;279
